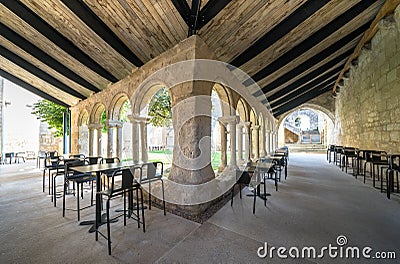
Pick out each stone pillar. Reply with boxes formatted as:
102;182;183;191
105;120;115;158
243;122;251;163
253;125;260;160
138;118;150;163
128;115;139;163
218;120;227;172
237;123;244;162
87;125;95;156
96;127;102;156
266;129;271;155
168;80;215;185
115;121;123;159
260;122;267;157
220;116;238;169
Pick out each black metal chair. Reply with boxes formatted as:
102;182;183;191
363;150;381;184
341;147;358;173
371;151;388;188
4;152;15;164
101;157;121;189
37;150;47;168
139;162;166;215
98;167;145;255
43;155;62;194
62;160;96;221
334;146;343;167
327;144;335;163
231;170;257;214
69;153;86;159
385;155;400;199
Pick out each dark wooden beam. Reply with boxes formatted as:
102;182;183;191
230;0;330;67
0;23;100;93
1;0;118;83
61;0;143;67
197;0;232;29
273;85;334;117
0;69;70;107
267;65;342;103
188;0;201;36
250;16;373;83
247;22;369;87
170;0;191;25
270;74;339;109
0;46;86;99
260;48;353;94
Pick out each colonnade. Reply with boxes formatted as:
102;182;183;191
217;115;277;171
84;113;277;169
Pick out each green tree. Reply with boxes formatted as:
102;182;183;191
31;100;67;137
148;88;172;127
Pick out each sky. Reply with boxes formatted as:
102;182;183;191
2;78;41;153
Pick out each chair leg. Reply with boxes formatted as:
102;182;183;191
136;189;139;229
148;181;152;210
263;179;266;207
42;169;46;192
231;185;235;206
161;179;166;215
124;192;127;226
106;199;111;255
139;188;145;233
62;181;67;218
77;183;80;221
252;188;256;214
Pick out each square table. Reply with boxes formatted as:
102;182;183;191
70;162;136;235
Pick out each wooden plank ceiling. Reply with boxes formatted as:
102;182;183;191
0;0;388;116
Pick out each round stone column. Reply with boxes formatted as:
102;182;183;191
218;120;227;172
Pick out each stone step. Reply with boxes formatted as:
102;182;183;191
286;144;327;153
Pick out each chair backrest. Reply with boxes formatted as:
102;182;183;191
45;155;61;167
64;159;88;179
109;167;140;194
389;155;400;170
139;161;163;183
343;147;357;155
370;151;387;162
86;156;102;165
103;157;120;164
236;170;251;185
47;151;58;158
69;154;85;159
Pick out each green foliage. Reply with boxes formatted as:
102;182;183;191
31;100;67;137
119;100;131;122
148;88;172;127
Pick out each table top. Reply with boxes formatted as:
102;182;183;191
70;161;137;174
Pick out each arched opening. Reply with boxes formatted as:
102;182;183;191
77;110;89;155
109;93;131;160
278;106;334;148
139;86;173;173
90;103;106;156
211;89;223;171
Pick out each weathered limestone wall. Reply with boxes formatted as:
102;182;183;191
0;78;3;156
335;6;400;152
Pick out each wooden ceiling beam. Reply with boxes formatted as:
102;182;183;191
1;0;118;83
0;69;70;107
250;21;369;89
197;0;232;29
333;0;400;92
0;46;86;99
0;23;100;93
249;0;376;83
60;0;143;67
269;71;340;109
188;0;201;36
170;0;191;25
230;0;330;67
273;84;334;117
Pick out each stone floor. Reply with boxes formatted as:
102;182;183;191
0;154;399;263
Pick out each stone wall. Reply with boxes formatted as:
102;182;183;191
334;6;400;153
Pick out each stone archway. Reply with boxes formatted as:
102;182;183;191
77;110;89;155
277;103;335;147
